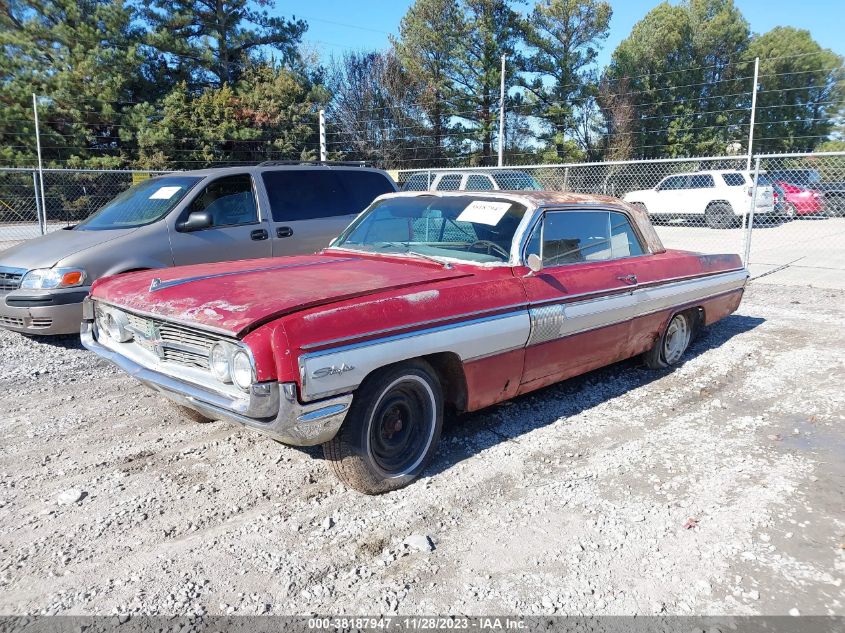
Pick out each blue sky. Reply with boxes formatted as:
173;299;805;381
279;0;844;68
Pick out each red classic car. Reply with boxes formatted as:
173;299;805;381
82;191;748;494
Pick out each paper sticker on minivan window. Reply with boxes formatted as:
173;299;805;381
149;186;182;200
456;200;512;225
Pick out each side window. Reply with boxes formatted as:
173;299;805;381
403;174;430;191
689;174;715;189
658;176;686;191
436;174;462;191
537;211;611;266
722;173;746;187
336;170;395;211
262;170;345;221
465;175;495;191
188;174;257;227
610;212;644;258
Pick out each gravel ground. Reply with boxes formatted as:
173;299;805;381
0;283;843;617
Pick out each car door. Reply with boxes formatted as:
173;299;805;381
518;208;640;391
168;173;272;266
652;175;687;215
260;168;396;257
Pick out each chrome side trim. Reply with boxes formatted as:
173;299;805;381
147;257;352;292
81;320;350;446
299;311;532;401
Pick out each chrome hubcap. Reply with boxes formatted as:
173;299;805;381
663;315;690;365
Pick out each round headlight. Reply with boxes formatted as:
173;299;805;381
230;350;253;392
103;309;132;342
209;343;232;383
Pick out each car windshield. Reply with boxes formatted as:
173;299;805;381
331;196;528;264
75;175;202;230
492;172;542;190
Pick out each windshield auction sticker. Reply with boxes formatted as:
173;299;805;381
456;200;512;225
149;186;182;200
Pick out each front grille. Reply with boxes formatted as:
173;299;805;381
0;269;24;291
121;311;224;370
29;317;53;329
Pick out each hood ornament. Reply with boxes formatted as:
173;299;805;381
149;277;162;292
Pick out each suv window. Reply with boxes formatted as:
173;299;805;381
689;174;715;189
722;173;745;187
465;174;495;190
262;169;393;221
187;174;257;227
403;173;431;191
658;176;686;191
436;174;462;191
336;170;395;211
610;212;644;258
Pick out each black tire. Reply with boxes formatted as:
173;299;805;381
169;401;215;423
323;360;443;495
643;312;693;369
705;203;737;229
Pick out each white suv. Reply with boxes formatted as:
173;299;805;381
624;170;774;228
402;169;542;192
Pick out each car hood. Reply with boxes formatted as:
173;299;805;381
91;253;472;337
0;227;138;271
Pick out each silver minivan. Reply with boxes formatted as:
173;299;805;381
0;162;397;335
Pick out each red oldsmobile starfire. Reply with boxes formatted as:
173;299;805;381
82;191;748;494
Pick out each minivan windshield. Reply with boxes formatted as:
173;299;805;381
331;196;527;264
76;176;202;230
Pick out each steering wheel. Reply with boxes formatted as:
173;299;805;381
468;240;510;259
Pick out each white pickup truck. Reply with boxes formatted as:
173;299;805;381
623;170;774;228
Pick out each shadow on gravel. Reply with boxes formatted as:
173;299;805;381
423;312;765;478
22;334;84;351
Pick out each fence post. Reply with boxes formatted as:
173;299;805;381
32;94;47;235
498;54;506;168
563;166;570;191
427;169;432;190
32;170;44;235
319;109;327;162
746;57;759;172
742;156;761;267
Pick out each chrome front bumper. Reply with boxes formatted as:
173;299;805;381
81;320;352;446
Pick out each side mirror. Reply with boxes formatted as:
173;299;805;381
526;253;543;275
178;210;212;232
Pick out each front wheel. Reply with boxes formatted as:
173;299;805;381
644;312;693;369
323;360;443;494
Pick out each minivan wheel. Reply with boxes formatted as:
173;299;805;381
323;360;443;495
644;312;693;369
705;203;736;229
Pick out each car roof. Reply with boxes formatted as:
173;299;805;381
665;169;748;177
157;164;392;178
379;189;631;209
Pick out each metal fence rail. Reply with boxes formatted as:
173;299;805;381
2;153;843;287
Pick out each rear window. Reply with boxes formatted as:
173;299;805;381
722;173;745;187
436;174;462;191
689;174;715;189
262;169;394;222
403;173;431;191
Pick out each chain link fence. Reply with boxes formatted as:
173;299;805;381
398;151;845;287
0;168;166;250
1;154;843;287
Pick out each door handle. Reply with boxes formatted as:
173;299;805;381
276;226;293;238
250;229;269;241
617;274;638;284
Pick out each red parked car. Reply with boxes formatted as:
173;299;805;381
82;191;748;494
768;169;824;217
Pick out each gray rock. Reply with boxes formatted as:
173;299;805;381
57;489;85;505
404;534;435;552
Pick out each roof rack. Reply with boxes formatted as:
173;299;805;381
257;160;369;167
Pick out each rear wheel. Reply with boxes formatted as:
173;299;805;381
783;202;797;219
323;360;443;494
644;312;693;369
705;203;737;229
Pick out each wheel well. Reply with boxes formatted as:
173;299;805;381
421;352;468;414
683;306;705;335
706;200;732;211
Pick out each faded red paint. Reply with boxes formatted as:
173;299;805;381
89;197;745;412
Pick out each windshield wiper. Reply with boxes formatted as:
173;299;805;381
377;242;453;269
